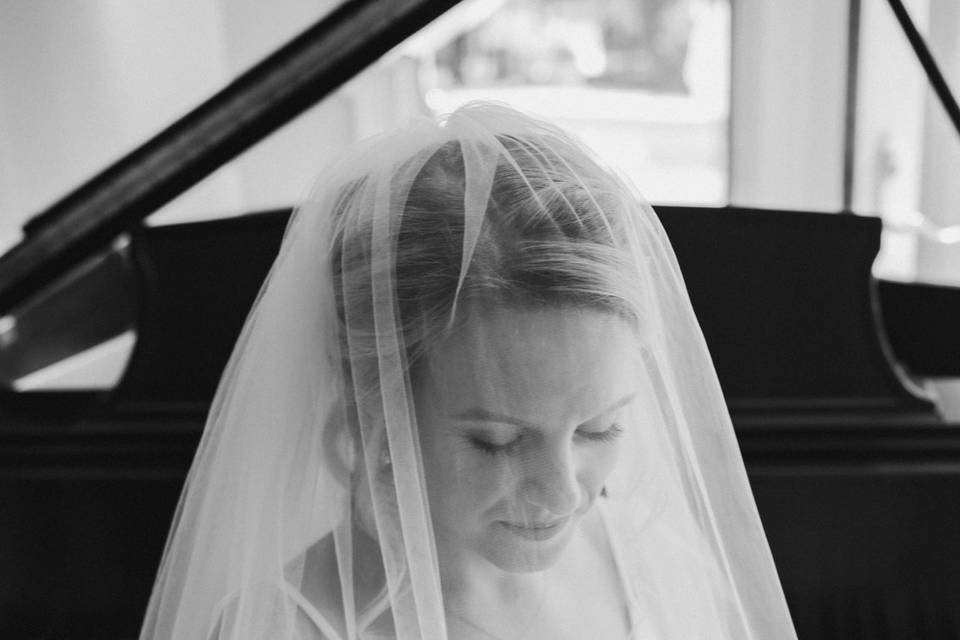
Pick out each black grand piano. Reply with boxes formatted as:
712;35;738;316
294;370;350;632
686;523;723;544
2;1;960;638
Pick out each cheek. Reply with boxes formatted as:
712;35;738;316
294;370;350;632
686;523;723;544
420;436;510;523
577;444;621;497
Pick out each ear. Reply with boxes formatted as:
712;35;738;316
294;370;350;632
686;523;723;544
320;399;358;487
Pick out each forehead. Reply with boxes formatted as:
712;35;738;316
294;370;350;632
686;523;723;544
418;307;640;423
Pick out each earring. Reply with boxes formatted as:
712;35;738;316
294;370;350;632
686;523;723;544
379;446;392;470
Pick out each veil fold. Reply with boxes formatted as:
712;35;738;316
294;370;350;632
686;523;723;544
139;102;797;640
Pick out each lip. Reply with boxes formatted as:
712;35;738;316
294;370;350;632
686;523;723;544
497;517;570;541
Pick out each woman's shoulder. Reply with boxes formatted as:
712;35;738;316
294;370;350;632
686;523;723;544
291;529;395;639
207;576;340;640
296;533;347;625
207;533;358;640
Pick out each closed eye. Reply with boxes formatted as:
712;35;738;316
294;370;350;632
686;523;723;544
469;435;522;456
575;423;623;444
466;423;624;456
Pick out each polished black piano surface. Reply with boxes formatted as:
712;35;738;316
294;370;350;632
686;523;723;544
2;204;959;639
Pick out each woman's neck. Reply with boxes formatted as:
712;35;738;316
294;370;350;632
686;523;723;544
441;565;553;640
437;512;606;637
441;556;551;617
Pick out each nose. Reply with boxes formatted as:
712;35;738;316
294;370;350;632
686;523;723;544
518;444;580;517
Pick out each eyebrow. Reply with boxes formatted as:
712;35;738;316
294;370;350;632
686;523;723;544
451;393;636;429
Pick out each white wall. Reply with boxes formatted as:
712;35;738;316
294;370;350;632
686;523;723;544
729;0;849;212
0;1;243;248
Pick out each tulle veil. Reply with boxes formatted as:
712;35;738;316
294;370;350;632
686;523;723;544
138;102;797;639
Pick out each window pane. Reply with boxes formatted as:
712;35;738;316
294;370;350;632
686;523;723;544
423;0;730;205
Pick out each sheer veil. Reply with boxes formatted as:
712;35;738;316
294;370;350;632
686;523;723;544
139;102;797;639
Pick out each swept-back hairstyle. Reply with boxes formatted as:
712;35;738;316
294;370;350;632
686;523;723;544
332;132;641;373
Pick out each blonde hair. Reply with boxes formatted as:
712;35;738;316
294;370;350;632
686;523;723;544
333;133;641;371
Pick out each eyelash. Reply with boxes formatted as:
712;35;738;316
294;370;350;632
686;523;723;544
469;423;623;457
469;438;519;457
578;422;624;444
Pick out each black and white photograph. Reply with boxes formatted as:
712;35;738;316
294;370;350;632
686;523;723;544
1;1;959;638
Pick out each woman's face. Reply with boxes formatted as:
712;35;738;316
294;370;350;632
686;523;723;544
414;306;639;573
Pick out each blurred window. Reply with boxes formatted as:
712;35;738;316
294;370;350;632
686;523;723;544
419;0;731;206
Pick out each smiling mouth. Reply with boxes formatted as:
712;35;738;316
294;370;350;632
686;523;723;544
497;517;570;541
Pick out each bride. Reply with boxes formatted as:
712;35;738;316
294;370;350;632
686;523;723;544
139;103;797;639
